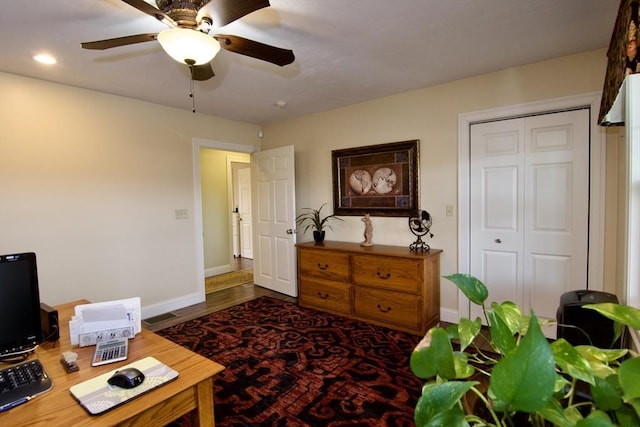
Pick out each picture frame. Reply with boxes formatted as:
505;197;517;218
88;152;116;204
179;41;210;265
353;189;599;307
332;140;419;217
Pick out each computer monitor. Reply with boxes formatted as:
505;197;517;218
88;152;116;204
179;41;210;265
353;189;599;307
0;252;43;359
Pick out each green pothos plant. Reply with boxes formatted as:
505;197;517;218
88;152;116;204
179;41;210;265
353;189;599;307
410;273;640;427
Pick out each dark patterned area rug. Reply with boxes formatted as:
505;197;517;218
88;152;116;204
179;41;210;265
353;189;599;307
157;296;423;426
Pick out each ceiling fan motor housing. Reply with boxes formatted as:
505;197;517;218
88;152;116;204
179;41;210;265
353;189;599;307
156;0;211;28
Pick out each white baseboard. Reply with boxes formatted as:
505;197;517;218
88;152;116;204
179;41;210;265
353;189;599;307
141;291;204;320
205;264;232;278
440;307;459;324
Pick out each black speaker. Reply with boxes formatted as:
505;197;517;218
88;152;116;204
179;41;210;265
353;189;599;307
40;302;59;342
556;290;620;348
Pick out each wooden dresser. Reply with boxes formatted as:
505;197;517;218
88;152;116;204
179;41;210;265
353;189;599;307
296;241;442;335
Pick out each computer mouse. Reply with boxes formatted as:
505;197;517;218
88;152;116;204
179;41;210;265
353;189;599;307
107;367;145;389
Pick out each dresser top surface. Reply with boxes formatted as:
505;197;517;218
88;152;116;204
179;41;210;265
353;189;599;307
296;240;442;259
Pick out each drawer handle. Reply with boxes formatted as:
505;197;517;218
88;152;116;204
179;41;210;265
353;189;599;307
317;263;329;270
317;292;329;299
376;271;391;280
377;304;392;313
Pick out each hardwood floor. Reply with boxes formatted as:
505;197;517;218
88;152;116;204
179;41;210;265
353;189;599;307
232;256;253;271
144;272;297;332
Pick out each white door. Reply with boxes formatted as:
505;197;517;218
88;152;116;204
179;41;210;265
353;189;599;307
470;119;524;321
470;109;590;337
251;145;298;297
237;167;253;259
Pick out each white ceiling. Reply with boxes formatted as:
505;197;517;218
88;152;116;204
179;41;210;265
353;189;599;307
0;0;619;125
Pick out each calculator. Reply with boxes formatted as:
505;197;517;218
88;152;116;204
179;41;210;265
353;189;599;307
91;338;129;366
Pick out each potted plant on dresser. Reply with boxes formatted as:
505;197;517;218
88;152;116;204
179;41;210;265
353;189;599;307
295;203;342;243
410;273;640;427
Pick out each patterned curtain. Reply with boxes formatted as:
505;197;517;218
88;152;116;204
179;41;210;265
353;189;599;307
598;0;639;125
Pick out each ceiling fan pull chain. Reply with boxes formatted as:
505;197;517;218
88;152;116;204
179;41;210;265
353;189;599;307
189;73;196;113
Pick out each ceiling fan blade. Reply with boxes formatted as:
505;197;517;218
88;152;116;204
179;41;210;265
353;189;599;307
214;34;294;66
190;63;215;81
81;33;158;50
122;0;177;27
202;0;270;27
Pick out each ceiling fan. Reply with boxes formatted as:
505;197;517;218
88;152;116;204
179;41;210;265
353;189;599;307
81;0;295;81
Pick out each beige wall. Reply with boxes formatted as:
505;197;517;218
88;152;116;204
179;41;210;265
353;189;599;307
0;72;260;317
262;49;614;316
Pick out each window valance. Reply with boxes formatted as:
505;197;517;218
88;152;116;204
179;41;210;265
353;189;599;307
599;0;639;125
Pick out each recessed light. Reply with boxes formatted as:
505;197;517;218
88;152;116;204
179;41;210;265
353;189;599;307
33;54;57;65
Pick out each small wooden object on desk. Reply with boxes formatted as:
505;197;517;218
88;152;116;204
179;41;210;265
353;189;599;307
1;300;225;427
297;241;442;335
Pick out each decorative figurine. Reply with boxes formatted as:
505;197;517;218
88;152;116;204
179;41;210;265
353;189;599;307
408;210;433;251
361;213;374;247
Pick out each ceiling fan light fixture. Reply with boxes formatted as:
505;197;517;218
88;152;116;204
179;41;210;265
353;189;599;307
157;28;220;66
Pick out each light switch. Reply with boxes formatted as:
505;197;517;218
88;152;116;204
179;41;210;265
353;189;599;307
175;209;188;219
446;204;454;217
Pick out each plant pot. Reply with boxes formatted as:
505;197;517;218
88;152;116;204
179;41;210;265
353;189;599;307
313;230;325;243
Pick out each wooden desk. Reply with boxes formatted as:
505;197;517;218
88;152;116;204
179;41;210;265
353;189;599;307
0;300;225;426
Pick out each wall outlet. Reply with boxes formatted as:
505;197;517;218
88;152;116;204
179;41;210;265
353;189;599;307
175;209;188;219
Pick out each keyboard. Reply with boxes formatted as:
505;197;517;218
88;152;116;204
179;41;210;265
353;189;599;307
0;359;52;412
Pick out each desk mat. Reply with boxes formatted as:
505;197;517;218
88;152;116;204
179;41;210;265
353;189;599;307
69;356;178;415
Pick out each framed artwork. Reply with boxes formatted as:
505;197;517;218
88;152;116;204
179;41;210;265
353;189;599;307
332;140;419;217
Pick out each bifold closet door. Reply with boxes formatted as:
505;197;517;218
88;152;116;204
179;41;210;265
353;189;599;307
469;109;590;337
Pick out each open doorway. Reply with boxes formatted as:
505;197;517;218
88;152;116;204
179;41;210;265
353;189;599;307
193;139;259;296
202;159;254;294
192;139;298;299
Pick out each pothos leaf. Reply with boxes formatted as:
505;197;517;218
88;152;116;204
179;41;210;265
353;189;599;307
492;301;523;335
424;405;470;427
414;381;477;427
452;351;475;378
411;328;457;379
575;410;615;427
619;357;640;400
551;338;595;385
537;398;574;427
590;375;623;411
457;317;481;351
583;303;640;330
488;307;515;355
576;346;628;378
443;274;488;305
489;312;555;413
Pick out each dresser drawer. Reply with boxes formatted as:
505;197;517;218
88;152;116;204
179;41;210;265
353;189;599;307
354;287;421;330
298;249;351;282
352;255;422;293
299;278;351;314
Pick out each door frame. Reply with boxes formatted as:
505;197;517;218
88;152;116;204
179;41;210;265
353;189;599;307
192;138;259;295
456;92;606;321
